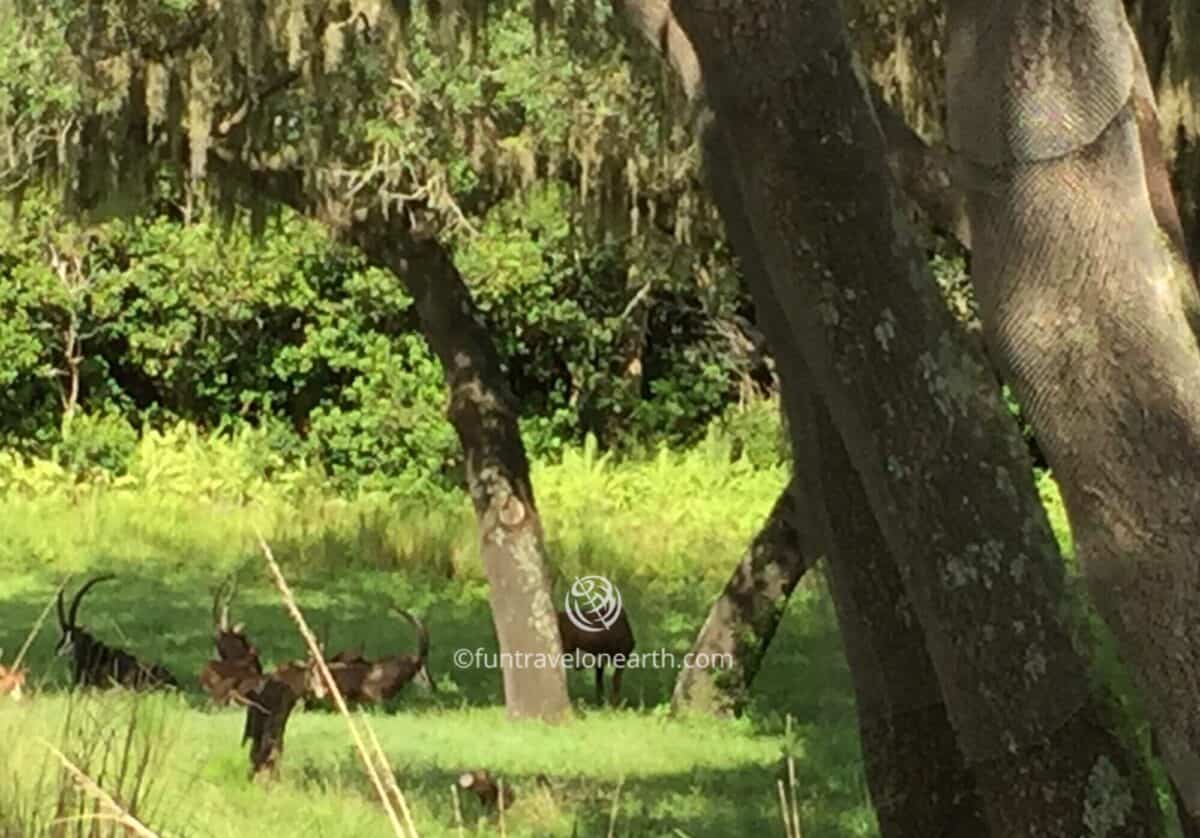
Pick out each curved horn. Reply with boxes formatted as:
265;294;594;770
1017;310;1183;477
393;607;433;688
56;587;67;631
211;584;226;631
225;573;240;628
212;574;238;631
67;574;117;629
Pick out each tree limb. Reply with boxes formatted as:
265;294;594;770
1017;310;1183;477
615;0;971;250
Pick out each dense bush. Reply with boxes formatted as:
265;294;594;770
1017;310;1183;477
0;189;766;488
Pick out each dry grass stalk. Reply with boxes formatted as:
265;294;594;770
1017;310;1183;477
784;715;802;838
363;715;421;837
256;533;418;838
777;779;795;838
606;775;625;838
42;739;160;838
12;578;66;671
450;782;466;838
498;778;507;837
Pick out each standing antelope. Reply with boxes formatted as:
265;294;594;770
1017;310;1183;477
307;608;435;705
557;605;634;706
56;574;178;690
199;577;264;705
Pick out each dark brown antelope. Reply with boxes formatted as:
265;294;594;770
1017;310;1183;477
307;608;434;706
56;575;178;691
242;673;301;781
557;605;634;706
199;578;264;705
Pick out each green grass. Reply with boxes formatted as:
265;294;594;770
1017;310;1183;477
0;427;881;837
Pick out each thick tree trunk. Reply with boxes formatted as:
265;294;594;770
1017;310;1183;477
211;154;573;722
697;102;986;832
350;213;571;722
670;481;811;717
631;7;988;823
946;0;1200;818
671;0;1161;833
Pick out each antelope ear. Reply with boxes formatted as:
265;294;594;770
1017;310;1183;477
233;623;244;634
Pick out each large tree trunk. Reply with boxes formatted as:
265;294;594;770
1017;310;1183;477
349;212;571;722
209;153;573;722
699;102;986;833
946;0;1200;818
628;6;987;826
671;0;1161;833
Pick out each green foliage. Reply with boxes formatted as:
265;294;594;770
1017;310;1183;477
0;0;765;479
55;409;139;475
0;179;756;483
709;396;790;470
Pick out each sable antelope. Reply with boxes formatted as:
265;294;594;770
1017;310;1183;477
307;609;434;705
328;646;367;665
457;769;515;812
199;578;264;705
212;576;258;662
242;673;301;780
557;605;634;706
56;575;178;690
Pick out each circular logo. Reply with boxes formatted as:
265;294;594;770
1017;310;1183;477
564;575;623;633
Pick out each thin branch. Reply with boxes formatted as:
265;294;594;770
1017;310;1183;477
10;578;67;671
42;741;161;838
256;533;417;838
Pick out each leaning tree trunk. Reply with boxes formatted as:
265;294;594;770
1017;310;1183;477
209;151;572;722
669;480;811;716
697;98;986;832
627;7;987;827
350;212;571;722
946;0;1200;818
671;0;1161;833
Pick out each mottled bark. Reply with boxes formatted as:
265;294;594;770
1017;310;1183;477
670;481;811;717
672;0;1159;833
207;153;573;722
350;212;571;722
947;0;1200;818
627;7;988;827
871;84;972;250
701;107;986;834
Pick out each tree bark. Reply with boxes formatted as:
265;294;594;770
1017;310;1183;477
699;103;987;834
349;211;572;722
207;155;573;722
946;0;1200;818
671;0;1161;833
669;480;812;717
628;7;987;830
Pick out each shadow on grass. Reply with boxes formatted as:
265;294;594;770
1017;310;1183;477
1;561;850;713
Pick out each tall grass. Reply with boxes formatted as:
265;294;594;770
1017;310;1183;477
0;421;789;587
0;419;1083;837
0;692;178;837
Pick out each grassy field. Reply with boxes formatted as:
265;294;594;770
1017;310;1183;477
0;427;887;837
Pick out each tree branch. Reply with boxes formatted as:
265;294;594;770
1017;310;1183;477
616;0;971;250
